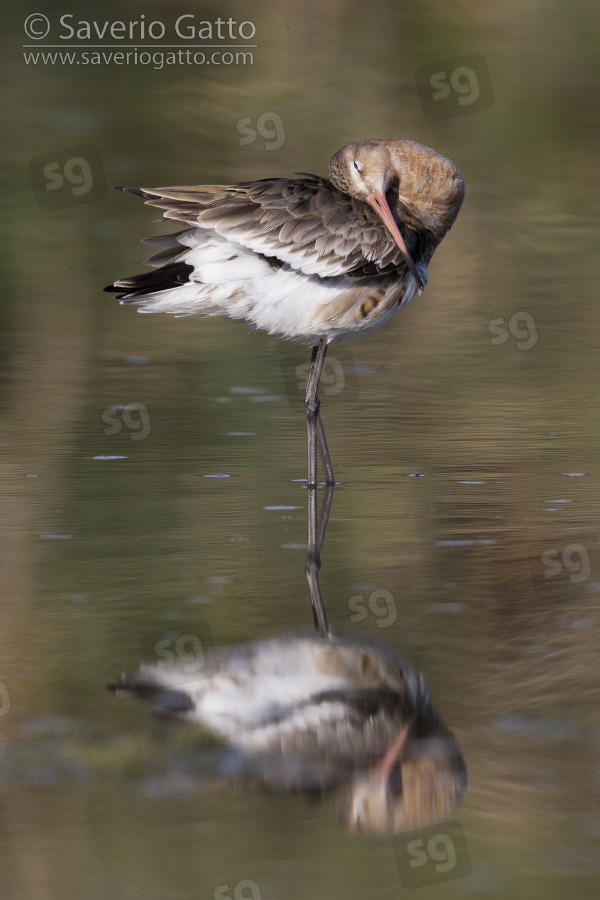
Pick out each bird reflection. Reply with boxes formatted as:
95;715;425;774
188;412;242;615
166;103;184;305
111;486;467;835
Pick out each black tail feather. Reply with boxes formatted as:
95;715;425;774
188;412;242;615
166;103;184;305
104;261;194;298
110;185;147;198
108;674;194;714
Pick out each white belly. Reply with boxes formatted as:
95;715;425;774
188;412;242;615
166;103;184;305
129;229;424;344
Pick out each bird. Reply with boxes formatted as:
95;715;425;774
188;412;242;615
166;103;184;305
105;138;465;487
110;631;467;835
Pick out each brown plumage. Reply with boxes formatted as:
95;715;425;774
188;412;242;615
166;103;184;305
105;138;464;484
106;138;464;338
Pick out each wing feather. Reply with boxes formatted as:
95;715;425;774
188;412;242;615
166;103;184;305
122;175;420;279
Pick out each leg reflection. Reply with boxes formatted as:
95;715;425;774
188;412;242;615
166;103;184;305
305;481;334;638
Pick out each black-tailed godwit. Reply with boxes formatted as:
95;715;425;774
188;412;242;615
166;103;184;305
106;138;465;485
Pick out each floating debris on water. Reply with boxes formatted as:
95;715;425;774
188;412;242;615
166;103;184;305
264;505;302;511
495;714;580;741
429;603;464;614
229;386;265;395
435;539;496;547
561;615;593;630
344;364;376;375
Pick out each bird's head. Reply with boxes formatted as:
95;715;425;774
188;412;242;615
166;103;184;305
333;735;467;836
328;138;465;290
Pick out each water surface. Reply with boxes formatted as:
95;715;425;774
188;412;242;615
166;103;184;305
2;1;600;897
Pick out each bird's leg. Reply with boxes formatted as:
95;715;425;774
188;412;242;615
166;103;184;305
316;417;335;486
304;338;335;487
304;341;324;488
304;339;335;637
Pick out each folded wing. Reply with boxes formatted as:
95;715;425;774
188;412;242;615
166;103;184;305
117;175;419;279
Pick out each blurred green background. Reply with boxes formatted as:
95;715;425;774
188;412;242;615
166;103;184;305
1;0;600;897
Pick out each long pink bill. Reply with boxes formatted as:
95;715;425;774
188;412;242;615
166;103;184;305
366;190;424;292
375;718;414;789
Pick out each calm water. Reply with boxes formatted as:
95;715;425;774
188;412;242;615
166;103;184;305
2;1;600;897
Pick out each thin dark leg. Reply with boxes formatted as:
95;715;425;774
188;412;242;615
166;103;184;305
305;345;319;490
305;483;334;638
304;339;335;487
316;482;334;557
304;339;335;637
316;417;334;486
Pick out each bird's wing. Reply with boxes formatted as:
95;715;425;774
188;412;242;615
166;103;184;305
115;176;417;278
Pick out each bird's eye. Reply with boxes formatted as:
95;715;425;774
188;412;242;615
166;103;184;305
353;160;362;172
